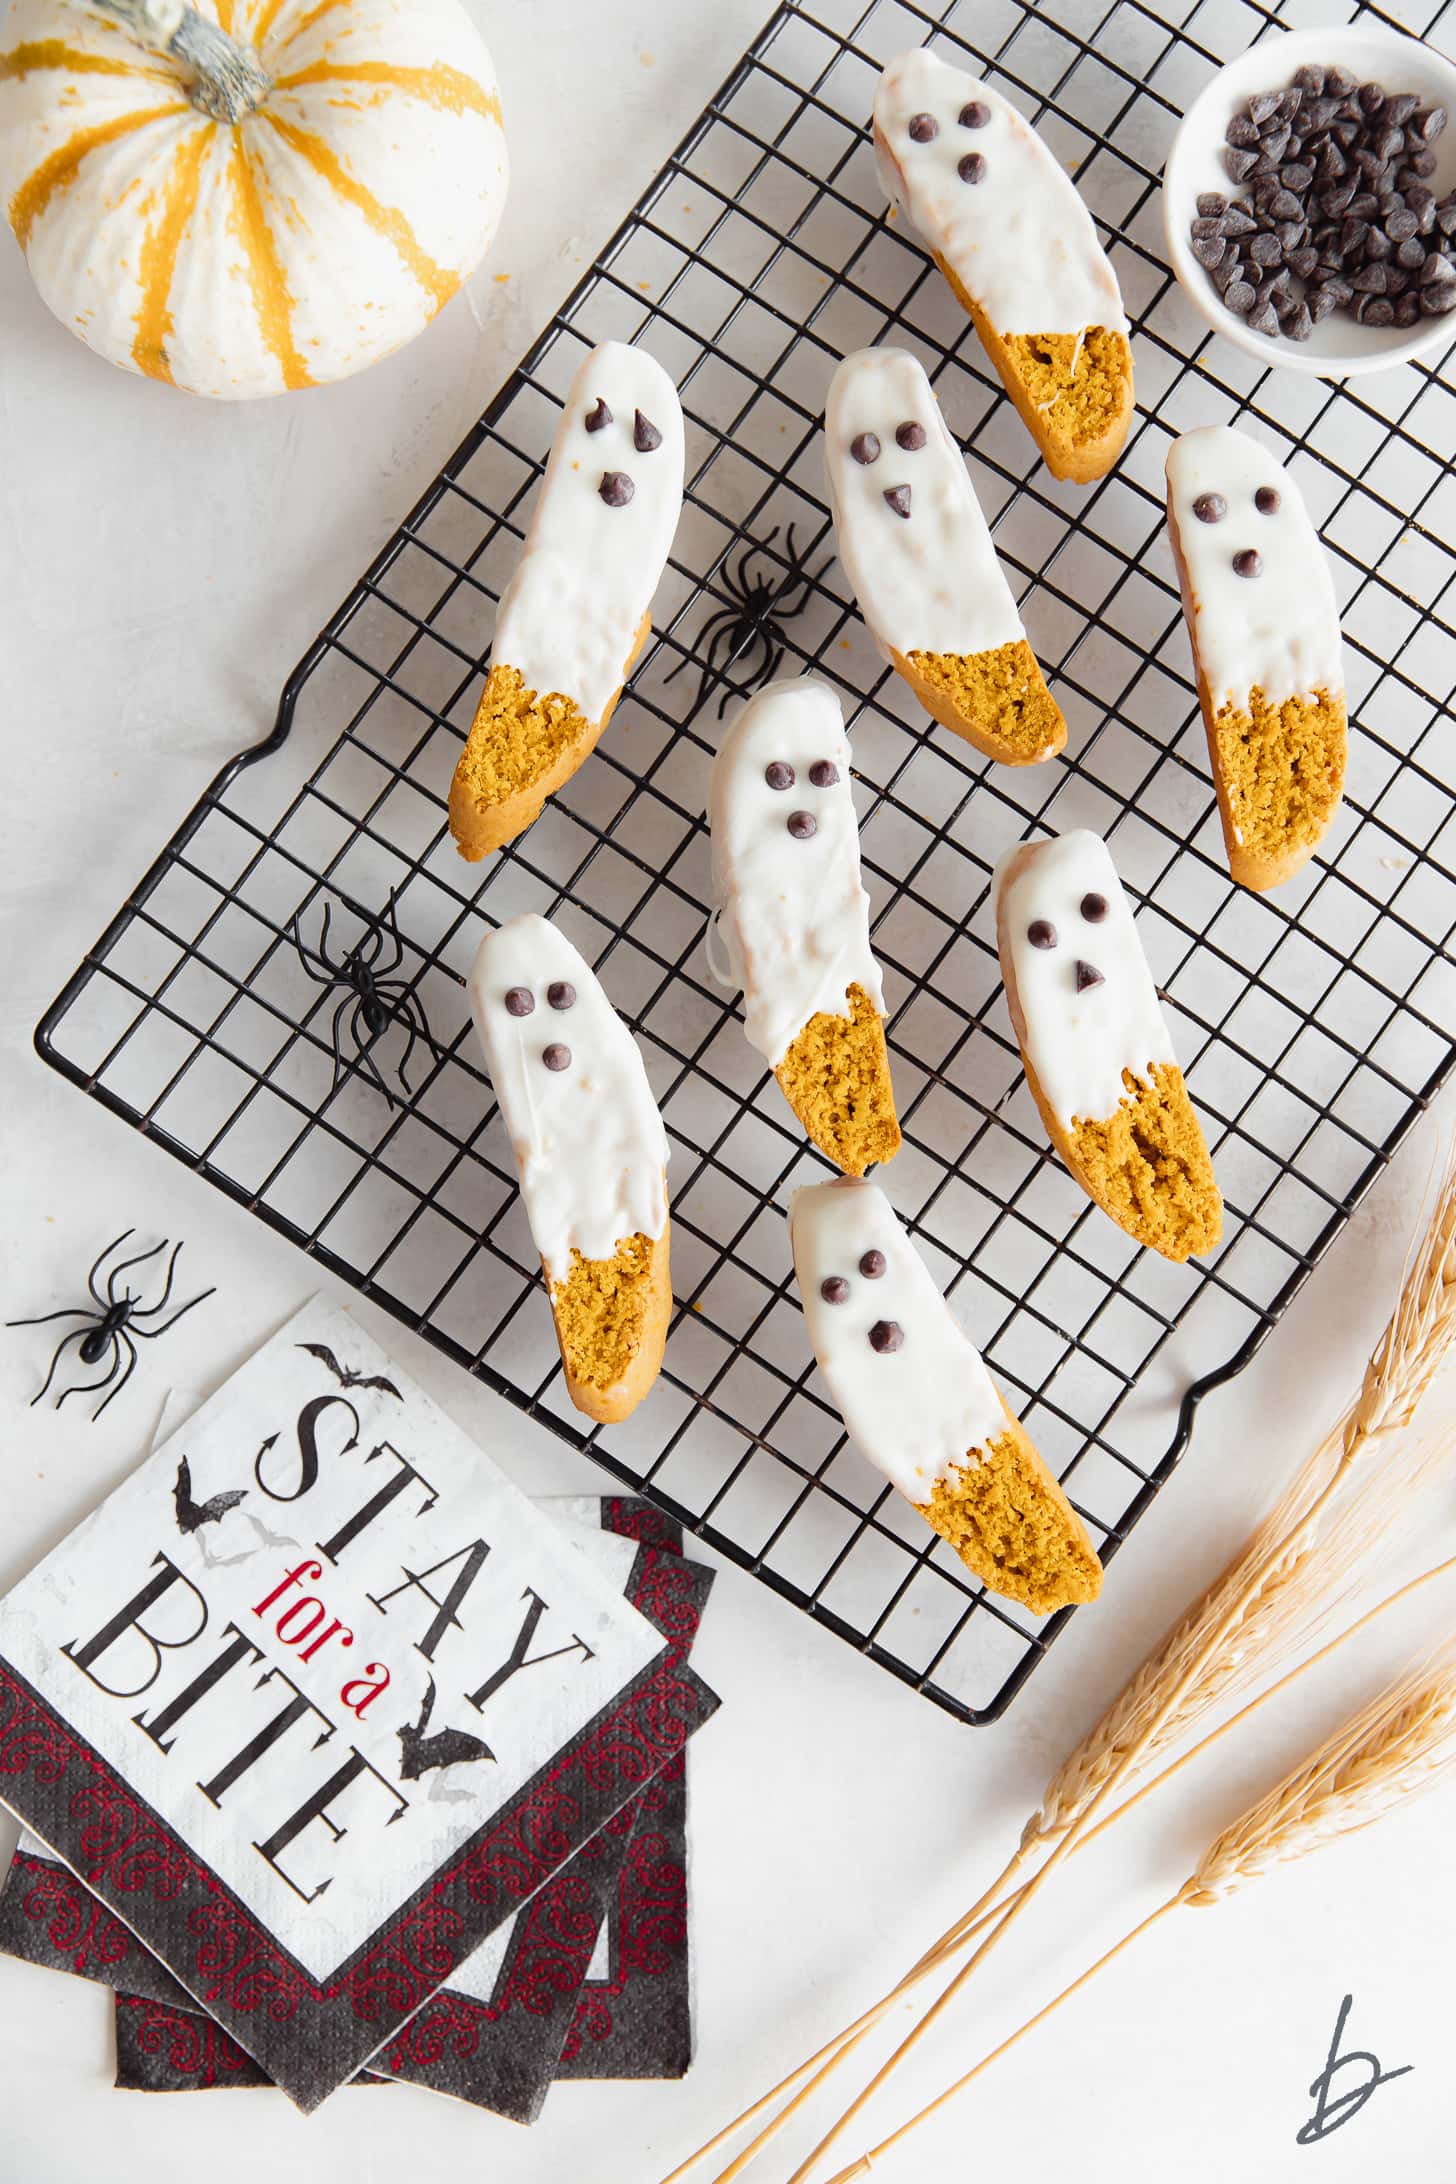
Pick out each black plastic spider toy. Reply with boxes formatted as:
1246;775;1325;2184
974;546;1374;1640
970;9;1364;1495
665;523;830;719
291;888;444;1109
8;1231;214;1421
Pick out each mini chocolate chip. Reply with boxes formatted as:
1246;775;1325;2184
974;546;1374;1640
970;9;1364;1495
908;111;938;142
859;1249;886;1279
547;981;576;1011
787;810;817;840
1193;234;1228;269
1227;113;1260;148
1255;485;1281;514
1326;66;1356;98
851;431;881;465
958;151;987;184
1365;228;1393;263
1375;125;1405;164
959;99;989;128
1191;215;1225;239
1233;548;1262;577
1308;282;1341;322
1387;206;1420;240
584;398;612;433
1249;231;1282;267
820;1275;850;1305
1293;64;1326;95
1225;147;1258;183
808;759;840;788
1080;892;1108;923
764;761;794;790
883;485;912;518
633;409;662;453
1075;960;1104;993
1415;107;1447;144
1027;918;1057;949
504;986;534;1017
1284;301;1314;341
1410;150;1439;181
1422;250;1449;283
1193;492;1226;523
1320;274;1354;305
1225;277;1257;314
1359;82;1384;115
1248;93;1281;127
1281;161;1314;192
1354;260;1390;293
1197;191;1228;217
1420;281;1456;315
542;1042;571;1071
1267;187;1305;220
599;470;634;507
1397;236;1428;270
868;1319;904;1354
1396;290;1422;326
1261;127;1291;165
895;420;927;451
1288;247;1321;279
1385;93;1419;127
1364;295;1398;325
1224;204;1258;236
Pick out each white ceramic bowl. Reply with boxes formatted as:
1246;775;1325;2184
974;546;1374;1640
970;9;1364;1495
1163;24;1456;377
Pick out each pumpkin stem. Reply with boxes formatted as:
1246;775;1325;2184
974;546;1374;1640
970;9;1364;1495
79;0;273;124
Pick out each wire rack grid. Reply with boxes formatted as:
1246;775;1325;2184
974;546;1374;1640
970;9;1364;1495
35;0;1456;1724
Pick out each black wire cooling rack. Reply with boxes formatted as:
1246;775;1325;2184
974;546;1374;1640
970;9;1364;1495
34;0;1456;1723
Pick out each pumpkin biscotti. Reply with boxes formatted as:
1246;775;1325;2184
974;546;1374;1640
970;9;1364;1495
1166;426;1346;894
996;831;1222;1262
710;676;900;1174
450;340;684;860
873;48;1133;484
791;1178;1102;1614
824;347;1065;765
469;914;670;1422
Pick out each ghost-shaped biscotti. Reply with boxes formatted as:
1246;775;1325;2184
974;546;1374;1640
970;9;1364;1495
873;48;1132;484
469;914;671;1422
1166;427;1346;894
709;676;900;1175
450;341;685;861
790;1178;1101;1615
995;831;1221;1262
825;348;1065;765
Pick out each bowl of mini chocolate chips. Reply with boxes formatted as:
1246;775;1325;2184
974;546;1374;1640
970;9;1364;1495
1165;26;1456;374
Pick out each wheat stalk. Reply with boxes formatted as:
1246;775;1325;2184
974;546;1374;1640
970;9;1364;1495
820;1639;1456;2184
667;1145;1456;2184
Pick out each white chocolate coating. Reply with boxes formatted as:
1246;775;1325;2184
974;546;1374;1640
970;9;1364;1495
790;1178;1006;1503
824;347;1024;663
998;831;1176;1129
1166;426;1344;715
469;915;669;1284
491;341;685;726
709;677;885;1068
873;48;1127;339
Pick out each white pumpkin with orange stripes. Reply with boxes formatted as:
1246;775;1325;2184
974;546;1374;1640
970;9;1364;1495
0;0;507;397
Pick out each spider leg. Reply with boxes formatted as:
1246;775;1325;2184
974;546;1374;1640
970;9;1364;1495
351;1000;399;1109
105;1236;166;1305
54;1330;122;1413
292;909;335;987
7;1305;95;1331
131;1285;216;1341
664;604;739;684
92;1331;139;1421
28;1324;97;1407
86;1229;133;1308
129;1240;182;1320
316;902;342;977
375;895;405;980
327;994;354;1093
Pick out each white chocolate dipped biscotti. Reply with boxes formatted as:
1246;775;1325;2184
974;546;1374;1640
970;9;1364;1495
824;347;1065;765
470;915;671;1422
995;831;1221;1262
450;341;685;860
710;676;900;1175
790;1178;1102;1614
1166;426;1346;894
873;47;1133;483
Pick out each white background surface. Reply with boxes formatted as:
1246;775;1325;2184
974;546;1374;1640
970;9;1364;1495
2;3;1456;2179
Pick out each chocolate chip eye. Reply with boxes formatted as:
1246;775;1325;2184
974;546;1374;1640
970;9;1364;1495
504;986;535;1017
808;759;840;788
599;471;634;507
868;1319;904;1354
1192;492;1226;523
764;761;795;790
820;1275;850;1304
542;1042;571;1072
787;810;817;840
959;100;989;128
850;432;881;465
858;1249;886;1279
1027;919;1057;950
1075;960;1105;993
883;485;912;518
1233;548;1262;578
633;409;662;453
547;981;576;1011
584;398;612;433
958;151;987;183
1079;892;1108;924
908;111;938;142
895;421;927;451
1255;485;1281;514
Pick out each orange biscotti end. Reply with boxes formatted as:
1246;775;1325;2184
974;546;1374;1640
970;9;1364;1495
774;982;901;1176
897;636;1066;765
917;1416;1103;1615
549;1222;671;1425
1067;1063;1222;1263
1209;685;1347;894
